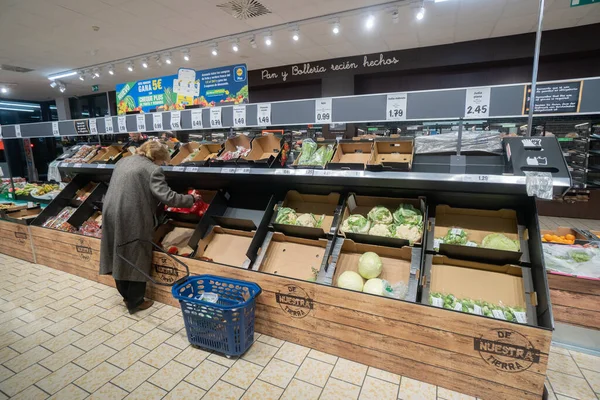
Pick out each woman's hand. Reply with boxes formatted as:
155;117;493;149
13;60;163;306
192;193;202;202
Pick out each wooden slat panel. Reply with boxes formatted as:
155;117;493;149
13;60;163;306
547;274;600;296
30;226;101;251
550;289;600;312
0;221;35;263
551;304;600;330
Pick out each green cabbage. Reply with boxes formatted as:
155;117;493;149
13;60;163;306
369;223;393;237
341;215;370;234
481;233;519;252
363;278;385;296
337;271;364;291
367;206;393;224
275;207;297;225
393;204;423;226
297;140;334;166
358;252;382;279
443;228;468;245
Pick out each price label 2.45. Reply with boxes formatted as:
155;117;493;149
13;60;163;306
464;87;491;118
386;93;407;121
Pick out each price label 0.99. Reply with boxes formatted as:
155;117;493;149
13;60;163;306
210;108;222;128
153;113;163;131
257;103;271;125
191;109;203;129
233;105;246;127
386;93;407;121
117;115;127;132
136;114;146;132
464;87;490;118
315;98;332;124
105;117;114;133
170;111;181;130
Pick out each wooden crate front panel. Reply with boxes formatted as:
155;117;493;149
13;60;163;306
150;253;551;400
548;273;600;330
0;220;35;263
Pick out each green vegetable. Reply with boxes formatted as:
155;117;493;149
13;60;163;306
275;207;297;225
570;251;591;263
428;292;527;324
481;233;519;252
443;228;468;245
358;252;383;279
296;213;319;228
393;204;423;226
341;215;371;234
369;223;393;237
297;139;318;165
367;206;393;225
363;278;385;296
394;224;422;243
337;271;364;291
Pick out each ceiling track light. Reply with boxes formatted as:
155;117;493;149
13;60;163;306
249;35;257;49
331;18;340;35
291;26;300;41
126;61;134;72
108;65;115;75
58;82;66;93
154;55;163;67
93;68;100;78
211;43;218;56
231;39;239;52
0;87;8;94
49;81;58;88
141;58;149;68
264;31;272;46
182;49;190;61
78;71;85;81
164;53;172;65
365;14;375;30
48;71;77;81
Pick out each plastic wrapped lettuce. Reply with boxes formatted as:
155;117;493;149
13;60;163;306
367;206;393;225
481;233;519;252
296;213;324;228
442;228;468;245
297;139;318;165
393;204;423;226
369;223;393;237
297;140;334;166
428;292;527;323
341;215;371;234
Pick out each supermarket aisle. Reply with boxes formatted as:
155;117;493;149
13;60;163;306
0;255;598;400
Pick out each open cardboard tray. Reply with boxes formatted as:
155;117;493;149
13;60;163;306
0;203;28;213
292;140;337;169
541;226;590;245
179;143;223;167
341;193;426;248
209;135;252;167
252;231;329;282
239;134;283;168
163;189;217;224
272;191;342;239
427;205;528;264
67;183;107;229
0;207;42;225
327;141;373;170
421;255;538;327
170;142;201;166
193;226;255;268
366;138;414;172
89;145;126;164
154;220;197;256
326;239;420;302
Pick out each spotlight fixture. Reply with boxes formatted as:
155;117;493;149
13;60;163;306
126;61;134;72
182;49;190;61
331;19;340;35
292;27;300;41
365;14;375;30
49;81;58;88
264;31;272;46
93;68;100;78
108;65;115;75
0;87;8;94
141;58;149;68
249;36;257;49
164;53;172;64
211;43;218;56
58;83;66;93
232;39;239;52
154;55;163;67
78;71;85;81
416;6;425;20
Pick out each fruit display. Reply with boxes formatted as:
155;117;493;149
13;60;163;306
165;190;209;217
435;230;519;251
217;146;250;161
0;203;15;210
63;145;99;164
341;204;423;244
296;139;334;167
428;292;528;323
275;207;324;228
42;207;77;232
79;219;102;238
542;233;576;245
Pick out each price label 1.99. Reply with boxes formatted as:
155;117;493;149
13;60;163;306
257;103;271;126
191;109;203;129
315;98;332;123
464;87;491;118
170;111;181;130
233;105;246;128
136;114;146;132
386;93;407;121
153;113;163;131
210;108;222;128
117;115;127;132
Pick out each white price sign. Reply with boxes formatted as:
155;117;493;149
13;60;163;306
89;119;98;135
117;116;127;132
257;104;271;125
191;109;203;129
315;98;332;123
97;163;108;169
104;117;114;133
233;105;246;127
173;166;185;172
186;167;199;173
464;87;490;118
170;111;181;130
210;108;222;128
15;125;21;138
462;175;492;183
136;114;146;132
221;167;236;174
153;113;163;131
236;168;251;174
296;169;314;176
52;122;60;136
386;93;407;121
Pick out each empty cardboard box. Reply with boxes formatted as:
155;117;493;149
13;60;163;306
170;142;201;165
243;134;282;166
328;141;373;170
367;139;414;171
194;226;254;268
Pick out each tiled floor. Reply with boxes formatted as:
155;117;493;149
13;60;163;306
539;215;600;232
0;254;599;400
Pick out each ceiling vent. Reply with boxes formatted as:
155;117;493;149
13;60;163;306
217;0;272;20
0;64;34;73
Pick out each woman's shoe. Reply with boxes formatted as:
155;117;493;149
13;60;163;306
128;300;154;315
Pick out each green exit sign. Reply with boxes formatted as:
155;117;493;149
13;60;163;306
571;0;598;6
91;85;99;92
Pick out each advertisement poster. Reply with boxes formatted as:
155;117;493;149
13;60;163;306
116;64;248;115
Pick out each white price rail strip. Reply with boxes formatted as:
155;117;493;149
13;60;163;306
221;167;236;174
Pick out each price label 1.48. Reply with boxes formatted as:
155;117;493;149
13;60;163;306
386;93;407;121
315;98;332;124
464;87;491;118
233;105;246;127
257;104;271;126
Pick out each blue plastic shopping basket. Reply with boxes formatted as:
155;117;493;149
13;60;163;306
117;239;262;357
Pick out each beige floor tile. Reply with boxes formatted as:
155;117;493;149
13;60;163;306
9;385;48;400
359;376;398;400
174;345;211;368
129;316;163;335
48;383;88;400
104;329;142;351
366;367;400;385
9;330;52;353
107;344;150;369
72;287;101;300
209;352;237;367
550;346;571;356
0;346;19;364
581;368;600;394
87;383;128;400
72;316;109;335
44;329;84;352
164;328;189;350
295;357;334;388
0;365;14;382
46;305;80;323
222;359;263;390
70;295;103;310
101;316;137;335
75;361;123;393
96;296;124;310
14;317;53;337
4;345;52;373
548;352;583;377
40;345;85;372
73;344;117;370
257;334;285;348
111;361;157;392
258;358;299;388
46;296;79;311
184;359;228;390
437;386;477;400
307;349;338;365
546;371;597;400
73;329;112;352
36;362;87;395
156;314;184;334
242;341;279;367
150;306;179;321
275;342;310;366
99;305;129;322
147;359;192;391
331;358;368;386
0;364;51;397
0;317;27;335
43;317;81;336
0;331;23;350
203;380;245;400
282;379;321;400
242;379;284;400
123;382;167;400
72;305;106;322
398;377;436;400
570;350;600;371
163;381;206;400
134;328;171;350
140;343;180;369
320;377;361;400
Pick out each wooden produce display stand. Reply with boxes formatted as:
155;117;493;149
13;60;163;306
548;273;600;330
0;219;36;263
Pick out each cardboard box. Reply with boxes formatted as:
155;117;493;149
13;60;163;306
292;140;336;169
163;189;217;223
431;205;523;264
273;191;341;239
89;145;124;163
366;139;414;171
327;141;373;170
170;142;201;165
210;135;252;166
0;203;28;213
154;220;197;256
0;207;42;225
243;134;282;166
187;144;223;165
341;194;425;247
422;255;537;326
541;227;588;244
257;232;328;281
194;226;254;268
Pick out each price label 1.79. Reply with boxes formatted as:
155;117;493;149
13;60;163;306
464;87;491;118
386;93;407;121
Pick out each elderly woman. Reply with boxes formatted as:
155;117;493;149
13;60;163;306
100;140;200;314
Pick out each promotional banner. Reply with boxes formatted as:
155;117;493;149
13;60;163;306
116;64;248;115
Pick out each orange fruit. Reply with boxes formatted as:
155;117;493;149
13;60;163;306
565;234;575;241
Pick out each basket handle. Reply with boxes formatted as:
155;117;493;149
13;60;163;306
117;238;190;286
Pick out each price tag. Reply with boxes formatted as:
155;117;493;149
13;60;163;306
433;238;442;250
52;121;60;136
89;119;98;135
386;93;407;121
210;108;222;128
97;163;108;169
451;228;462;235
73;163;83;168
173;166;185;172
236;168;251;174
296;169;314;176
170;111;181;130
514;311;527;324
453;302;464;312
431;297;444;307
492;309;506;320
59;162;68;168
104;117;114;133
233;105;246;127
275;169;294;175
186;167;200;173
462;175;490;183
464;87;490;118
473;304;483;316
117;115;127;132
136;114;146;132
191;109;203;129
221;167;236;174
153;113;163;131
257;103;271;125
315;98;332;123
15;125;21;138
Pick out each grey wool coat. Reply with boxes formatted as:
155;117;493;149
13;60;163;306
100;155;194;282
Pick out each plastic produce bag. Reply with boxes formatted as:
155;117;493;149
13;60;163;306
415;132;502;154
543;242;600;279
525;171;553;200
297;139;318;165
383;280;408;300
